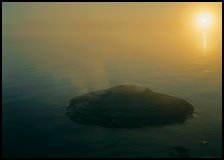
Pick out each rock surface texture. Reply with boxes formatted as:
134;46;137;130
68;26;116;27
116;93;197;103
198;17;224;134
66;85;194;128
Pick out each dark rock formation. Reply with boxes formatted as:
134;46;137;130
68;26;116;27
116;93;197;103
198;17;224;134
66;85;194;128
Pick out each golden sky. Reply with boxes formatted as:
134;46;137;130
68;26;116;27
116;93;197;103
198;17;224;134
2;2;222;54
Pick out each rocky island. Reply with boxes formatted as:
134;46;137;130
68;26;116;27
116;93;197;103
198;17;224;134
66;85;194;128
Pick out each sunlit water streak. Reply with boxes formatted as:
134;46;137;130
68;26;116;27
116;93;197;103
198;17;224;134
200;27;212;53
202;29;208;52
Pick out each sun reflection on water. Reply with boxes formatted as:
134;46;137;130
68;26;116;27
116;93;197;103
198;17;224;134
202;29;208;52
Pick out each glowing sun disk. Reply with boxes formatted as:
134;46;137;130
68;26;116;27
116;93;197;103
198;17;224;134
197;14;212;28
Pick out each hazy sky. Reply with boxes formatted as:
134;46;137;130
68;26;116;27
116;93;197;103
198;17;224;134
2;2;222;55
3;2;221;26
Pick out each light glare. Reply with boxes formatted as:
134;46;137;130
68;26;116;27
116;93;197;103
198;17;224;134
197;14;212;28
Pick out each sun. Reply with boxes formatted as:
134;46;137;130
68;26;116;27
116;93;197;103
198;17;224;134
197;13;212;28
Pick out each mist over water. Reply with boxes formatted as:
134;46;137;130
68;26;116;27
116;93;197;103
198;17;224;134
2;2;222;158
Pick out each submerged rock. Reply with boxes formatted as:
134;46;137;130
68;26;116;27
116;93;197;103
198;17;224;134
170;146;191;158
66;85;194;128
174;146;191;154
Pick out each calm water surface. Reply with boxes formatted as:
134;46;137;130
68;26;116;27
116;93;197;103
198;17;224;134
2;26;222;157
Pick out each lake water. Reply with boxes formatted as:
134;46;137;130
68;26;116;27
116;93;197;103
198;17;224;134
2;24;222;158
